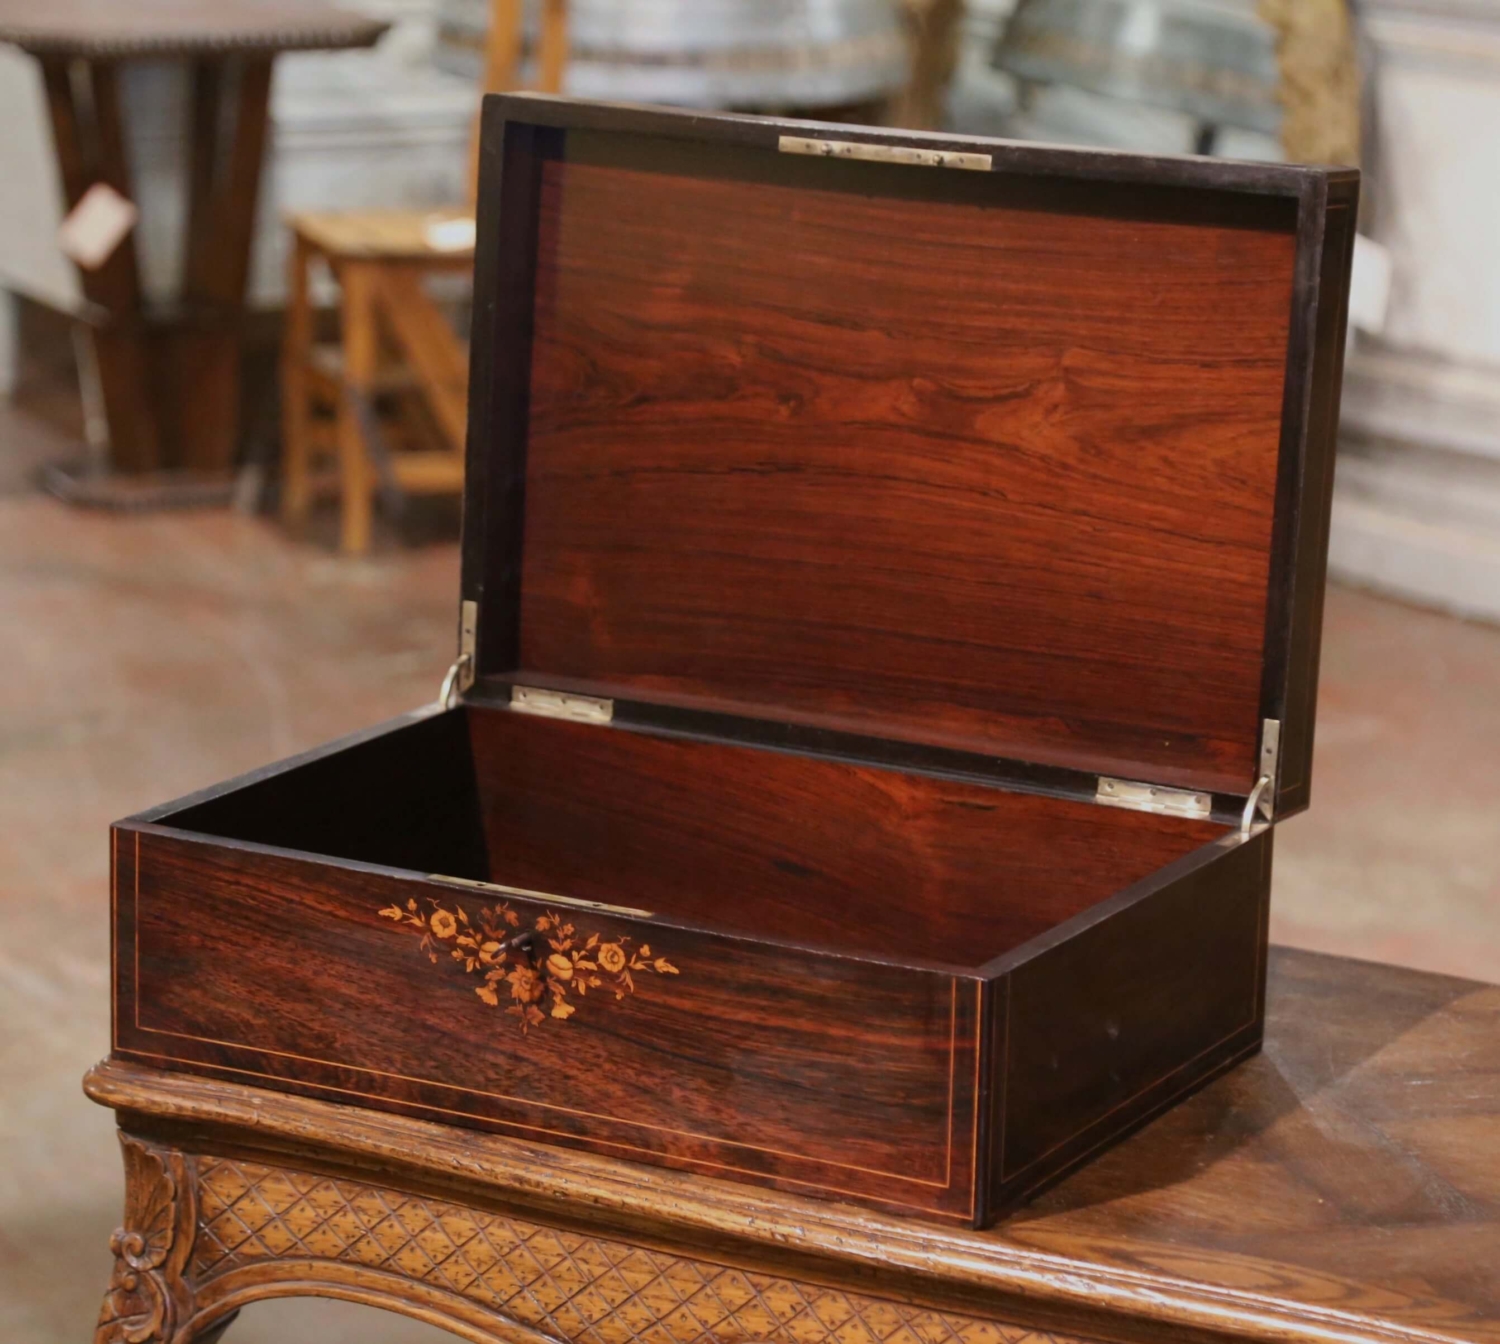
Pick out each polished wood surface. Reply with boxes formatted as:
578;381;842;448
466;707;1222;966
463;99;1357;819
114;794;986;1221
517;134;1296;797
86;948;1500;1344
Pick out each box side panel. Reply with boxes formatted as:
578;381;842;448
112;826;982;1221
991;831;1271;1214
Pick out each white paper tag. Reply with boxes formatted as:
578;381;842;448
57;182;139;271
423;214;477;253
1348;234;1393;335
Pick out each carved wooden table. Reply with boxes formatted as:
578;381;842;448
85;947;1500;1344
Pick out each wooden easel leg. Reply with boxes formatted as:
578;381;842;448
39;56;162;474
171;54;274;472
336;262;378;555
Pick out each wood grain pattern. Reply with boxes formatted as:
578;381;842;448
114;821;984;1221
86;947;1500;1344
466;708;1223;967
513;131;1298;796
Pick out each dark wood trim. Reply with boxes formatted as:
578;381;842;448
463;108;563;676
1274;184;1358;816
1253;178;1325;802
978;828;1251;979
487;92;1347;198
116;814;1014;978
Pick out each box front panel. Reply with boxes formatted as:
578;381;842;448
112;826;983;1220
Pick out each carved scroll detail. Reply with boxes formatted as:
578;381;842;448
96;1136;195;1344
192;1154;1089;1344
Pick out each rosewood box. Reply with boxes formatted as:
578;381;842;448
110;95;1357;1227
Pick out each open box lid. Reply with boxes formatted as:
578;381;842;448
455;95;1358;825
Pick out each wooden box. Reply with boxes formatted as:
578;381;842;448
110;95;1357;1227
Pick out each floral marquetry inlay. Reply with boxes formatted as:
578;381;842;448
191;1154;1087;1344
380;895;679;1030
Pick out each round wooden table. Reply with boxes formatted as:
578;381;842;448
0;0;388;494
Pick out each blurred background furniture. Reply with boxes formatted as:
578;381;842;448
0;0;388;504
433;0;910;114
282;0;568;555
990;0;1285;156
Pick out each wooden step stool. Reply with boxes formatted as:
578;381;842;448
278;0;567;554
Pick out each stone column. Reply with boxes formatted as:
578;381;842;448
1332;0;1500;623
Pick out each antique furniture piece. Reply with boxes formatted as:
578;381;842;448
992;0;1284;155
435;0;910;111
281;0;570;555
0;0;387;497
86;949;1500;1344
108;97;1357;1226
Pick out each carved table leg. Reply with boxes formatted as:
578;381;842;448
95;1136;200;1344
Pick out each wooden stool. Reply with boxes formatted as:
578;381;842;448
279;0;567;554
279;214;475;554
83;948;1500;1344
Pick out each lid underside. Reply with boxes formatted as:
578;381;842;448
468;108;1324;802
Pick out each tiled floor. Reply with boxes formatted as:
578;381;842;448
0;397;1496;1344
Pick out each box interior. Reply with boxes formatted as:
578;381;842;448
163;708;1226;970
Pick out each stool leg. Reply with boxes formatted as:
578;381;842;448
337;261;378;556
280;233;314;526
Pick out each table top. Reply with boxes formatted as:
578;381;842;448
87;947;1500;1344
0;0;387;58
1014;947;1500;1342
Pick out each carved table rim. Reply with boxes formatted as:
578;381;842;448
85;1060;1466;1344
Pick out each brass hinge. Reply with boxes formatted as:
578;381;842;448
778;135;992;172
1095;777;1213;820
1240;718;1282;837
439;600;479;710
510;685;614;725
